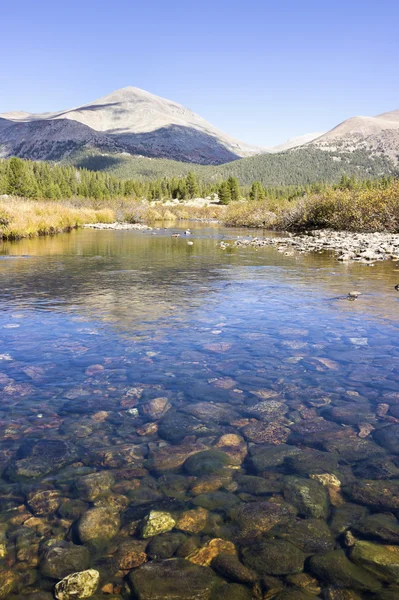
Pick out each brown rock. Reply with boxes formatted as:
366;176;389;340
214;434;247;463
149;442;208;471
242;421;290;444
187;538;236;566
116;539;148;571
26;489;61;516
176;508;208;534
137;423;158;436
142;397;171;419
0;568;16;599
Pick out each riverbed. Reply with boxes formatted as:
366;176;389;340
1;223;399;599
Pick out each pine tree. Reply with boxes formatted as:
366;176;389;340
186;172;199;198
249;181;265;201
227;176;240;201
218;181;232;205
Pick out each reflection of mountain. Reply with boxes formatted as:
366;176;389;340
1;226;399;327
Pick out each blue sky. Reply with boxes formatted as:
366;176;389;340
1;0;398;146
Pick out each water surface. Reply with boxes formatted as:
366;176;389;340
1;224;399;599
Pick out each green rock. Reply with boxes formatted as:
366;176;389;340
230;499;296;541
242;539;305;575
322;437;385;462
147;532;186;558
193;492;240;512
128;558;216;599
330;503;369;535
283;476;330;519
235;474;282;495
40;541;90;579
141;510;176;539
0;568;16;599
248;444;302;471
352;513;399;544
212;553;257;583
210;582;253;600
344;480;399;511
55;569;99;599
183;451;232;476
351;540;399;583
274;518;334;553
285;449;339;476
373;424;399;454
78;507;120;543
274;591;319;600
75;471;114;501
308;550;381;592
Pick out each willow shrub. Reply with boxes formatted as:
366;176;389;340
0;199;114;240
275;182;399;232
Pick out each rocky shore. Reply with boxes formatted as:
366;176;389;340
234;230;399;263
84;222;152;231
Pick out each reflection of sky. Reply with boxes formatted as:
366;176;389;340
1;225;399;400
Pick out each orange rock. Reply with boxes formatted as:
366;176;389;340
176;508;208;533
187;538;236;566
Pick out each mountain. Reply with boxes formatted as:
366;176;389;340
309;109;399;162
267;132;325;153
0;87;263;165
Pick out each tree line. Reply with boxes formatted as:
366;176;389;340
0;157;395;205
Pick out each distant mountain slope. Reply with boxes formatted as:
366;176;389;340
310;109;399;162
0;87;263;165
267;132;325;153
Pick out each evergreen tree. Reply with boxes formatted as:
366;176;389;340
227;176;240;201
249;181;265;201
186;172;199;198
218;181;232;205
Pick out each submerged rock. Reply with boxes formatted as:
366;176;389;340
6;439;76;480
230;499;296;540
75;471;114;501
54;569;99;599
248;444;301;471
78;507;120;542
308;550;381;592
211;553;257;583
373;424;399;454
40;541;90;579
141;510;176;538
127;558;216;599
351;540;399;582
0;568;16;599
283;476;330;519
242;539;305;575
183;450;234;475
344;480;399;510
352;513;399;544
274;517;335;553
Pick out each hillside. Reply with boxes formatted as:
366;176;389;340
0;87;262;165
72;146;398;186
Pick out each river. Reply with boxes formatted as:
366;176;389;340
1;223;399;599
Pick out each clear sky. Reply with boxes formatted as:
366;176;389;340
1;0;398;146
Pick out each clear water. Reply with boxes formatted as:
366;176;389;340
1;224;399;599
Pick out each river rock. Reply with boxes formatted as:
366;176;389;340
6;439;76;480
275;517;335;553
373;424;399;454
235;474;283;495
26;489;62;516
141;510;176;538
285;449;339;475
0;568;16;599
213;434;247;463
230;498;296;540
183;402;234;423
352;513;399;544
148;441;209;471
354;456;399;480
274;592;319;600
127;558;216;599
211;553;257;583
322;435;386;462
242;539;305;575
176;508;208;533
54;569;99;599
244;400;288;420
283;476;330;519
242;421;290;444
187;539;236;566
115;539;148;570
193;491;240;512
78;507;120;542
330;503;369;535
248;444;301;471
142;397;172;419
183;450;233;475
147;533;185;559
308;550;381;592
40;541;90;579
75;471;114;501
158;411;220;443
351;540;399;582
344;480;399;510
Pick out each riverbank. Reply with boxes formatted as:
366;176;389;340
234;230;399;263
0;199;114;240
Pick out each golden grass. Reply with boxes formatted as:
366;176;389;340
0;198;114;240
122;201;224;224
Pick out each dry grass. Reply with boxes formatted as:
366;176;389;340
122;201;224;224
0;198;114;240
